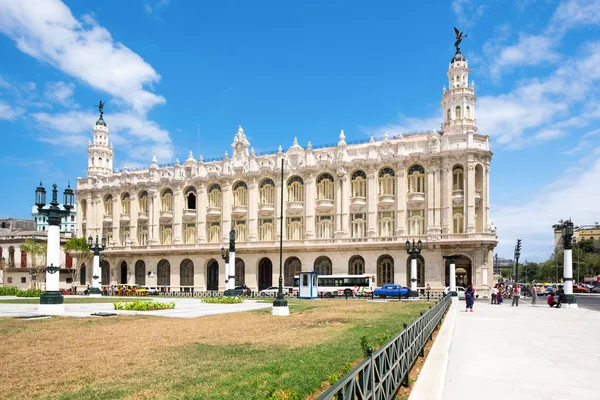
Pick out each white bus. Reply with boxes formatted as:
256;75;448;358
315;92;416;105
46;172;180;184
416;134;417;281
292;274;376;297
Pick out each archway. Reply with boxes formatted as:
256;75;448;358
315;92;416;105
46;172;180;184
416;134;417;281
180;259;194;288
284;257;302;286
406;255;425;287
444;255;473;287
157;259;171;287
235;258;245;286
135;260;146;285
348;255;365;275
100;261;110;285
120;261;128;284
314;256;332;275
206;259;219;291
377;255;394;285
258;258;272;290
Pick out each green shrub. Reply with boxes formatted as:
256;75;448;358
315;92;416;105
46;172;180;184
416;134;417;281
16;289;44;297
201;296;243;304
265;388;302;400
113;300;175;311
0;286;21;296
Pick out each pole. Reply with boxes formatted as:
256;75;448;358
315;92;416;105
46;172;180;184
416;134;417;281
272;158;289;315
410;256;417;298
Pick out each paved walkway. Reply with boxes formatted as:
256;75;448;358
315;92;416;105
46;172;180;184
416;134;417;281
411;297;600;400
0;297;272;318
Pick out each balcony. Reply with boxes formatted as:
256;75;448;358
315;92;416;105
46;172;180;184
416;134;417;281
350;196;367;212
102;214;113;224
315;198;334;213
232;204;248;218
378;194;395;209
452;189;464;206
406;192;425;207
286;201;304;216
159;210;173;221
206;207;222;220
182;209;197;221
120;213;130;223
137;211;148;222
258;203;275;216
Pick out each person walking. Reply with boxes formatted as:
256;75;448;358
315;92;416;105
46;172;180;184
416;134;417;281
465;285;475;312
491;285;498;304
511;284;520;307
426;283;431;301
531;285;538;305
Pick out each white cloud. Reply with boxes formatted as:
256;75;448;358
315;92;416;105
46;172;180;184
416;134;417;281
44;81;77;108
0;100;25;120
488;34;559;78
452;0;485;28
549;0;600;32
0;0;165;114
144;0;170;15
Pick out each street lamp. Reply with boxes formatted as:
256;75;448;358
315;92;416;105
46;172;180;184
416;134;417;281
514;239;522;283
405;239;422;299
87;235;106;297
35;181;74;312
222;227;239;296
272;158;289;315
561;219;577;307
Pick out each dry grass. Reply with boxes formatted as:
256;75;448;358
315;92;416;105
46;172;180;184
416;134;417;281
0;300;431;400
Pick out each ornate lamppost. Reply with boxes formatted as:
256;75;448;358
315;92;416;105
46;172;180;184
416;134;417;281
405;239;422;299
272;158;289;316
223;227;239;296
87;235;106;297
35;181;74;312
514;239;522;282
561;219;577;308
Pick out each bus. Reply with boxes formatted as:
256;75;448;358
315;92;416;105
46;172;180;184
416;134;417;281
293;274;376;297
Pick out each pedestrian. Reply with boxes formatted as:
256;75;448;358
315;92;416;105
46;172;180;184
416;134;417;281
511;284;520;307
491;284;498;304
556;285;565;307
465;285;475;312
426;283;431;301
531;285;538;305
497;287;503;305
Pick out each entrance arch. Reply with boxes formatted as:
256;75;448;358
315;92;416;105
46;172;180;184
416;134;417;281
377;255;394;285
258;258;272;290
206;259;219;291
314;256;332;275
406;255;425;287
284;256;302;286
120;261;128;284
444;255;473;287
180;259;194;287
348;255;365;275
157;259;171;287
100;261;110;285
235;258;245;286
135;260;146;285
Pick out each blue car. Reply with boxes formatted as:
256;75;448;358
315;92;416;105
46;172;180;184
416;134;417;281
373;284;410;298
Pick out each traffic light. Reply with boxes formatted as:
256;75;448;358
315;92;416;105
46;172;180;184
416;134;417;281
514;239;522;260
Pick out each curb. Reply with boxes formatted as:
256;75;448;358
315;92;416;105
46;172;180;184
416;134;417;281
408;299;458;400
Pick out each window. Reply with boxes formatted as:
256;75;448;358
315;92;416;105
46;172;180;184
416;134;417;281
233;181;248;207
207;222;221;243
453;208;464;234
287;176;304;202
408;165;425;193
316;215;333;239
235;221;247;242
408;210;425;235
8;246;15;267
453;167;464;191
378;168;395;196
286;217;304;240
139;191;149;213
104;194;113;216
7;277;12;284
259;219;274;241
161;189;174;212
207;184;222;208
66;278;73;284
138;225;148;246
121;193;131;215
378;211;395;237
447;109;451;121
351;170;366;198
183;223;196;244
348;256;365;275
120;226;130;245
160;224;173;245
351;213;367;238
466;105;471;119
21;277;26;284
455;106;461;119
21;250;27;267
71;215;75;222
316;174;334;200
259;179;276;204
185;187;197;210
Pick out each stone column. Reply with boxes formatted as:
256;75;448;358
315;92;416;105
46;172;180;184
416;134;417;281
222;182;232;241
304;173;315;238
466;161;475;233
197;184;206;242
173;186;183;244
275;181;283;240
410;256;418;298
341;175;350;236
367;168;377;236
111;196;120;245
434;166;442;228
484;163;490;232
149;189;160;245
248;179;258;241
396;168;406;236
442;164;452;235
334;177;342;234
563;247;577;308
426;168;435;232
95;193;103;239
129;193;138;245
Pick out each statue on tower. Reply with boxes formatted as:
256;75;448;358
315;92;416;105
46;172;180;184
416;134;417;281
95;100;105;117
453;27;468;54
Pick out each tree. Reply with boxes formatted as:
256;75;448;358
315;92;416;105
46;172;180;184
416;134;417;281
20;238;47;289
63;237;92;290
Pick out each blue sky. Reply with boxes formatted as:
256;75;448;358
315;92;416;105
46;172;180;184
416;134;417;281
1;0;599;261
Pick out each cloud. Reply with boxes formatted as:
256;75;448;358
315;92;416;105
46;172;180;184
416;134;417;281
549;0;600;33
0;0;165;114
487;34;559;78
0;100;25;120
44;81;77;108
452;0;485;28
362;114;441;139
144;0;170;15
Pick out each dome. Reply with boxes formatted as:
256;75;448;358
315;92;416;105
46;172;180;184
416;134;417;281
451;52;465;63
95;116;107;127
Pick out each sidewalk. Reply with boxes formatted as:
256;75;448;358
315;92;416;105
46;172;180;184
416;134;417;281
411;297;600;400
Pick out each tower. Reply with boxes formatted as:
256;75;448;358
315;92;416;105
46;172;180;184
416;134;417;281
440;47;477;134
87;101;114;176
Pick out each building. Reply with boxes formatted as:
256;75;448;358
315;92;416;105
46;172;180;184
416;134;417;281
493;257;514;275
0;218;35;233
574;223;600;242
31;204;78;235
75;46;497;292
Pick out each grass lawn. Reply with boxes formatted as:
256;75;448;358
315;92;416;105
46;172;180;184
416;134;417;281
0;300;431;400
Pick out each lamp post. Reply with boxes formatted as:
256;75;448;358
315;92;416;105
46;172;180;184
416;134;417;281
223;227;239;296
35;181;74;313
514;239;522;283
272;158;289;316
220;244;230;287
561;219;577;308
87;235;106;297
443;255;457;300
405;239;422;299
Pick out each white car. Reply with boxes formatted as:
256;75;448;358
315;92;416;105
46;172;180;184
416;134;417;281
444;286;466;299
259;286;289;297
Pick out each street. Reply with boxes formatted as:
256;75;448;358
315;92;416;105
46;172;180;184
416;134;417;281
517;293;600;311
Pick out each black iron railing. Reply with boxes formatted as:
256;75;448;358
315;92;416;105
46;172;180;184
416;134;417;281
317;294;451;400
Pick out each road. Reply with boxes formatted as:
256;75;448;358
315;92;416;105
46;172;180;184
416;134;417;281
519;293;600;311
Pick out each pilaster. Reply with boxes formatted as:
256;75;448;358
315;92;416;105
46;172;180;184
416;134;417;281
367;168;377;236
197;184;206;242
129;193;138;245
396;168;406;235
341;174;350;235
442;163;452;234
173;186;183;244
304;173;315;238
466;160;475;233
248;179;258;241
149;188;159;245
222;181;232;241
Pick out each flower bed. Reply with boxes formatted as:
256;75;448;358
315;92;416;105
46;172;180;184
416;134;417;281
201;296;243;304
113;300;175;311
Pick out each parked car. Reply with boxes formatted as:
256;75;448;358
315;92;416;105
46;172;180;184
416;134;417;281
259;286;289;297
573;283;589;293
444;286;466;300
144;286;160;295
590;286;600;294
373;284;410;298
234;285;252;295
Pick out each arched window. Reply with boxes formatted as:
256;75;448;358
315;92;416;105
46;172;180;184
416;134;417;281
287;176;304;202
100;261;110;285
455;106;461;119
139;191;149;213
233;181;248;207
235;258;245;286
351;170;366;198
157;259;170;287
185;187;197;210
8;246;15;267
316;174;334;200
378;211;395;237
180;259;194;287
378;168;395;196
21;250;27;268
348;255;365;275
314;256;332;275
104;194;113;216
453;166;464;191
259;219;274;241
447;108;451;121
161;189;173;212
121;193;130;215
235;221;247;242
284;257;302;286
377;255;394;285
316;215;333;239
408;210;425;235
287;217;304;240
183;223;196;244
206;259;219;291
207;184;222;208
135;260;145;285
466;105;471;119
138;226;148;246
408;165;425;193
453;212;464;234
160;225;173;244
207;222;221;243
259;179;275;204
351;213;367;238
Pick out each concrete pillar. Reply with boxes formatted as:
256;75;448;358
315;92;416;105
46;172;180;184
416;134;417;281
39;223;64;313
410;257;418;298
90;252;102;297
367;168;377;236
563;248;577;308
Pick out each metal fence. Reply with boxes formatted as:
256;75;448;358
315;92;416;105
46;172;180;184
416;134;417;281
317;294;452;400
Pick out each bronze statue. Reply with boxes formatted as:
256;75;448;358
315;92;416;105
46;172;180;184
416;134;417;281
95;100;105;117
454;27;468;53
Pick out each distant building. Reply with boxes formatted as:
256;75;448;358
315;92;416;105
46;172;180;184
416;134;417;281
494;257;514;274
31;204;77;236
574;223;600;242
0;218;35;232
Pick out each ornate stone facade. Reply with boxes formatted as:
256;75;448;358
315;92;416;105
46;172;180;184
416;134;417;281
75;54;497;292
